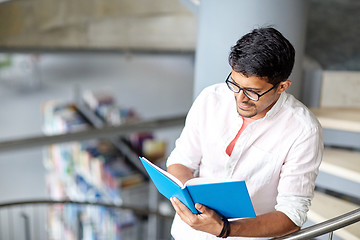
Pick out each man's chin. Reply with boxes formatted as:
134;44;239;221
237;108;257;118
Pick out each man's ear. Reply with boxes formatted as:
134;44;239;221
277;80;292;93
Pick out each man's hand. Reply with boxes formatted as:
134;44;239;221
170;197;224;236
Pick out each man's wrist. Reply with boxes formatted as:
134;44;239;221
217;218;231;238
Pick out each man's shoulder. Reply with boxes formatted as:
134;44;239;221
282;93;321;130
194;83;230;102
190;83;234;118
201;83;228;95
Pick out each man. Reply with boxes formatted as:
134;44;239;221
166;27;323;239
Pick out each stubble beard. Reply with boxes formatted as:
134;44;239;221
236;101;257;118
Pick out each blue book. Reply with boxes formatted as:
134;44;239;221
139;157;256;219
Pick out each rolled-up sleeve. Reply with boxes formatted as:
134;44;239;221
276;126;323;226
276;194;312;226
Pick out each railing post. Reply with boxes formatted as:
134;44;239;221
328;231;333;240
21;212;31;240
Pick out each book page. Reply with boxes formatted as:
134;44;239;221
141;157;184;188
185;177;236;186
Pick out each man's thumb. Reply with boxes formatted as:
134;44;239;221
195;203;206;213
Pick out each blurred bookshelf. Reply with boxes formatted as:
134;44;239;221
42;89;169;239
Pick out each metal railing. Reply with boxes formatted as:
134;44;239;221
1;199;359;240
274;208;360;239
0;115;186;153
0;199;174;218
0;199;174;240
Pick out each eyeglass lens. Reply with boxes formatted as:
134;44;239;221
226;79;259;101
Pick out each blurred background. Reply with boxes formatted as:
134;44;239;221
0;0;359;239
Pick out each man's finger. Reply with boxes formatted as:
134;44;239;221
195;203;206;214
170;197;181;213
171;197;196;223
171;197;193;214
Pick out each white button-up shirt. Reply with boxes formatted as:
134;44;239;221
166;83;323;240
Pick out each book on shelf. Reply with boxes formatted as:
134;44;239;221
139;157;256;219
42;97;144;239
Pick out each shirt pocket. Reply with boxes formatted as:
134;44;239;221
237;145;278;185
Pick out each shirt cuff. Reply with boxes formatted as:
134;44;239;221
275;194;312;227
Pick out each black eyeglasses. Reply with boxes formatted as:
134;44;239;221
225;73;279;102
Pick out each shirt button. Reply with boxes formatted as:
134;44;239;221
227;163;232;169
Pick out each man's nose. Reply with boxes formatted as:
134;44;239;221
236;90;250;101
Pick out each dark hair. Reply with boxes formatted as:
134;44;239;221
228;27;295;85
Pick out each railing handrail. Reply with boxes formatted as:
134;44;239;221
1;199;359;239
0;115;186;153
274;207;360;239
0;199;174;219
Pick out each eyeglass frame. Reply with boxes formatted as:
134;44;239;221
225;72;280;102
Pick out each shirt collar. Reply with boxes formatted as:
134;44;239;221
263;92;288;119
228;89;288;121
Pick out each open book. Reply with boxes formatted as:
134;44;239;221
139;157;255;219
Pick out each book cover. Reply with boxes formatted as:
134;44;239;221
139;157;256;219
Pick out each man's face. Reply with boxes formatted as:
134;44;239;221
230;71;282;120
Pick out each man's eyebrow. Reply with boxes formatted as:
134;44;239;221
244;87;262;91
230;77;263;91
239;85;263;92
